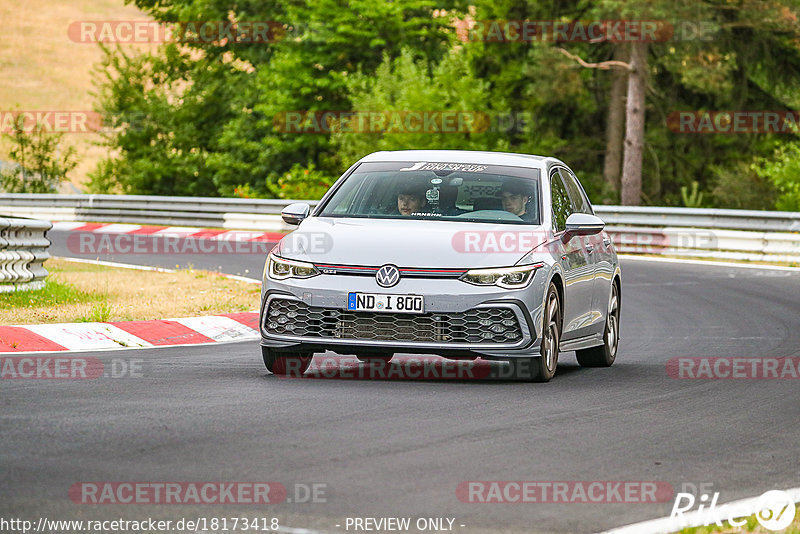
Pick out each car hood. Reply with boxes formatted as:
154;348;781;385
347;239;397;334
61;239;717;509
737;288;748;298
275;217;549;268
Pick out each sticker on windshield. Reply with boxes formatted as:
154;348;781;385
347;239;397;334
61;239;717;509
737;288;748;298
399;162;488;173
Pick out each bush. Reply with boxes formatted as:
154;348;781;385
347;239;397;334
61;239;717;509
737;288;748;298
753;142;800;211
333;48;510;163
0;120;77;193
710;161;777;211
231;164;335;201
276;164;336;200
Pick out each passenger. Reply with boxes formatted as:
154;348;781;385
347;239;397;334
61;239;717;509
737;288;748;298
500;180;535;220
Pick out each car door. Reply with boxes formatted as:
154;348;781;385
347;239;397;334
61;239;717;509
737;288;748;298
558;167;605;336
549;169;594;340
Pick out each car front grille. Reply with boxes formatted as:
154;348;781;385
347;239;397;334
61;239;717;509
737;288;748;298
264;299;523;344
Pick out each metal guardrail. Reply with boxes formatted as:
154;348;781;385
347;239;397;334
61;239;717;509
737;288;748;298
594;205;800;232
605;226;800;264
0;194;319;231
0;193;798;231
0;193;798;263
0;216;52;293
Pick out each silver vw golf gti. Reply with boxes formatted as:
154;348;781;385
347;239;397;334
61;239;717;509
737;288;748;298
259;150;621;381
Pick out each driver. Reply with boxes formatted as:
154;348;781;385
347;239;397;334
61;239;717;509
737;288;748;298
500;179;534;220
396;184;428;216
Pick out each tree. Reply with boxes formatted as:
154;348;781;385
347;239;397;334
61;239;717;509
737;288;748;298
620;41;647;205
93;0;457;197
754;142;800;211
0;118;77;193
89;0;800;210
602;44;629;200
333;48;508;162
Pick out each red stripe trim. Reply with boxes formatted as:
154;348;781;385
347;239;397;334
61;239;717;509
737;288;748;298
71;223;108;232
221;312;260;330
315;264;380;271
0;327;68;352
399;268;466;273
316;264;466;273
110;321;214;346
248;232;288;242
187;230;228;239
128;226;169;235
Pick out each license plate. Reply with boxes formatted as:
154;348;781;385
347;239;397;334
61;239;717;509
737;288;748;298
347;292;424;314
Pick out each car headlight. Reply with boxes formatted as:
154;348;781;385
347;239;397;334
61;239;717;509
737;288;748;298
266;254;320;280
460;263;542;289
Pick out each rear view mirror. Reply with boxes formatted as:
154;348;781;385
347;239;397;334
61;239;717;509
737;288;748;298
281;203;311;225
563;213;605;240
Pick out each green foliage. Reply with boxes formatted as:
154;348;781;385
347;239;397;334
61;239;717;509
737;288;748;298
90;43;240;196
93;0;456;197
79;301;113;323
276;164;336;200
333;48;509;163
710;161;777;211
640;0;800;207
680;181;705;208
89;0;800;210
229;164;335;200
0;278;100;309
0;119;77;193
753;142;800;211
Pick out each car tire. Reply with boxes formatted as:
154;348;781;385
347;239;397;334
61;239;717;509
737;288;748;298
576;282;620;368
531;282;561;382
262;346;313;376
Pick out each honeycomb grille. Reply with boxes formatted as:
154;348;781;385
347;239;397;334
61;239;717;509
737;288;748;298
264;299;522;344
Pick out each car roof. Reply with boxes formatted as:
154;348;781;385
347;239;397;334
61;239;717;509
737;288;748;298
359;150;563;169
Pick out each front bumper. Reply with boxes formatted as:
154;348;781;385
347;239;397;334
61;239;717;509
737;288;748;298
259;274;547;360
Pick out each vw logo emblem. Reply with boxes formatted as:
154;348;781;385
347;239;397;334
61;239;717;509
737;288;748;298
376;264;400;288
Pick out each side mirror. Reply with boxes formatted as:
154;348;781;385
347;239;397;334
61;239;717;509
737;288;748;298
281;203;311;225
563;213;605;241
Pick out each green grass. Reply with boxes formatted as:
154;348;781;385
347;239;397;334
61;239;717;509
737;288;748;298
1;275;115;323
78;301;113;322
0;278;104;309
676;510;799;533
1;258;261;325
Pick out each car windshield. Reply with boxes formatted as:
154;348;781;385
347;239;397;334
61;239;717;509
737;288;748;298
318;161;541;225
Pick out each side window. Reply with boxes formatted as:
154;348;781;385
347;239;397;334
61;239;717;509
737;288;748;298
558;168;593;215
550;172;573;233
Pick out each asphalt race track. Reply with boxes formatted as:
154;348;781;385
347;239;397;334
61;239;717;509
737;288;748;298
47;229;273;279
2;230;799;533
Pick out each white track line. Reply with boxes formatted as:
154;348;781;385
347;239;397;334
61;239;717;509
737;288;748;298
620;254;800;272
1;335;260;356
53;256;176;272
53;256;262;284
600;487;800;534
